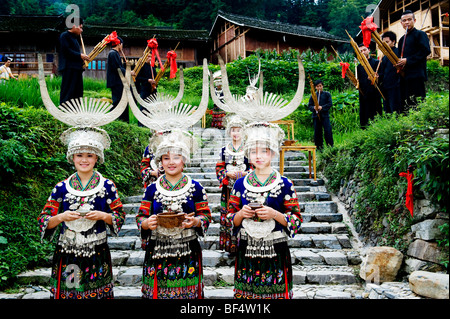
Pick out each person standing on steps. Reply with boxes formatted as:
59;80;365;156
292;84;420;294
227;122;303;299
307;79;334;150
216;114;252;255
37;127;126;299
136;130;212;299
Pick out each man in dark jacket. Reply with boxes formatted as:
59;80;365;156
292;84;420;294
307;79;334;149
396;10;431;112
378;31;401;114
58;19;90;104
357;44;382;128
106;37;127;122
136;55;157;101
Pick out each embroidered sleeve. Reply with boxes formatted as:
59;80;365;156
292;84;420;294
193;184;212;236
282;179;302;237
226;188;242;223
106;180;125;236
37;182;64;242
136;187;153;241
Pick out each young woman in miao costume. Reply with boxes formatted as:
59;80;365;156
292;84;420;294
120;58;212;299
36;55;128;299
209;54;306;299
215;114;252;254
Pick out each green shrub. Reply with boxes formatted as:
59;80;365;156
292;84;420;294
319;92;449;253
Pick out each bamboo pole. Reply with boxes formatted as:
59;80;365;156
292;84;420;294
80;34;89;68
308;75;321;121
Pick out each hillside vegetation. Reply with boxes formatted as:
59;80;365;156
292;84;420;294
0;53;448;289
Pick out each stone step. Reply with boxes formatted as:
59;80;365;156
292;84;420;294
108;229;353;253
182;171;319;181
123;200;338;217
112;216;348;240
1;283;366;300
14;262;359;299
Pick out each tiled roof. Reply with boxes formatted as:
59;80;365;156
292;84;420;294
0;15;209;41
82;25;210;41
0;14;65;33
212;10;347;42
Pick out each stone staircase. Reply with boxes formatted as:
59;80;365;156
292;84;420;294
7;127;365;299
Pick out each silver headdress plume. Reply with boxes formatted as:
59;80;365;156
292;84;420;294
129;67;185;112
210;54;305;122
209;53;305;156
37;54;128;128
119;59;210;164
38;54;127;163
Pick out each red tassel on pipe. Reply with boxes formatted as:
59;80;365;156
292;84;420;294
359;17;378;48
399;166;414;217
147;38;163;68
340;62;350;78
167;50;178;79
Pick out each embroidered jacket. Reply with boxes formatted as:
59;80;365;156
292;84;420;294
136;175;212;241
38;171;125;243
227;171;302;237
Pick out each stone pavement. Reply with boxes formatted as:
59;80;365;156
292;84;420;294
0;127;423;300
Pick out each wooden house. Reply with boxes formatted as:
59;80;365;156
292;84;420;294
209;10;347;64
0;14;210;79
373;0;449;65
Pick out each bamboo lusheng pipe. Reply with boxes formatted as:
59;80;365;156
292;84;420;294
83;34;110;69
308;75;321;121
345;30;385;100
132;46;152;81
371;30;404;76
133;36;157;81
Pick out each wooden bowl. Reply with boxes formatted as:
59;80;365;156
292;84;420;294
157;212;186;228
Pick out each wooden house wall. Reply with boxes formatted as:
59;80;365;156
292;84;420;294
211;19;338;64
379;0;448;65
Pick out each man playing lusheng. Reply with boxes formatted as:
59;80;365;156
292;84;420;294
307;79;334;149
396;10;431;112
58;19;90;104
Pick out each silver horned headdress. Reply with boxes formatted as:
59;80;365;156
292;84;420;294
119;58;210;165
209;54;305;155
38;54;127;163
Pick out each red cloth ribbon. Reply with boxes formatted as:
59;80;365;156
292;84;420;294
147;38;163;68
105;31;120;46
399;167;414;217
359;17;378;48
166;50;177;79
340;62;350;79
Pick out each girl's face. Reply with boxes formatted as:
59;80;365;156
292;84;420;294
249;146;273;170
230;127;242;142
73;153;98;174
161;152;184;177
